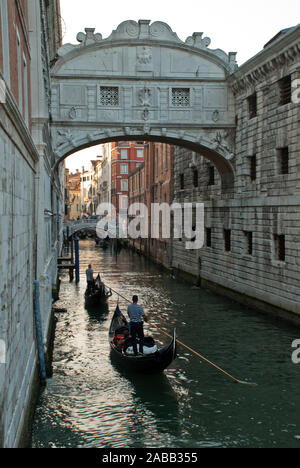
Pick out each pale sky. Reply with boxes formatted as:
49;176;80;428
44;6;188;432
61;0;300;171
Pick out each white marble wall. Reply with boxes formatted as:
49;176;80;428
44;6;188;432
0;122;36;447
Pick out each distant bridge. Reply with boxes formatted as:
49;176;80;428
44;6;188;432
63;219;117;238
64;219;98;237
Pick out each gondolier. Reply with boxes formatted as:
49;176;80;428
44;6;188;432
109;304;177;374
86;264;94;292
84;274;111;308
127;296;148;356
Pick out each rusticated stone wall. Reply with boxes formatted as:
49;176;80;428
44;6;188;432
172;26;300;321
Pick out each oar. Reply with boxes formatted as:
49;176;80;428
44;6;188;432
108;287;257;386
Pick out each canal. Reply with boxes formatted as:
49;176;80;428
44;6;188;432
32;240;300;448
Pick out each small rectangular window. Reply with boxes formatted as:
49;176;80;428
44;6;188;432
208;166;215;186
278;147;289;175
193;169;198;188
250;155;257;181
165;146;168;170
121;149;128;160
172;88;190;107
100;86;119;106
244;231;253;255
120;164;128;174
119;195;128;210
274;234;285;262
180;174;185;190
121;179;128;191
279;76;291;106
247;93;257;119
206;228;212;248
137;149;144;158
224;229;231;252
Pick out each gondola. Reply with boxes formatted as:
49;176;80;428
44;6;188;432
95;239;108;249
109;306;177;374
84;274;112;308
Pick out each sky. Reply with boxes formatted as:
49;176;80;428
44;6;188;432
61;0;300;172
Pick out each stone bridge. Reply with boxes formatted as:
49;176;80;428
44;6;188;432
63;219;118;239
50;20;238;191
64;219;98;237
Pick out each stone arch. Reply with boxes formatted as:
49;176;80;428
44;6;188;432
54;132;235;191
51;20;238;191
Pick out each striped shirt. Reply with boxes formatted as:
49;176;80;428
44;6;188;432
86;268;94;281
127;304;145;323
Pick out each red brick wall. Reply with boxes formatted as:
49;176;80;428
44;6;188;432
0;0;31;126
111;141;145;215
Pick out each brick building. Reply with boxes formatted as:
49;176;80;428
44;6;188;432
128;142;174;268
111;141;145;219
0;0;31;126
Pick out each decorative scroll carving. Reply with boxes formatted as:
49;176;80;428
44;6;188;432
77;28;102;46
56;20;235;72
150;21;181;43
185;32;211;49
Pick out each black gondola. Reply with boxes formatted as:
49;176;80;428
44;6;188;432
95;239;108;249
109;307;177;374
84;274;112;308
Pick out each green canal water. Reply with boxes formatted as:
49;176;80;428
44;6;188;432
32;240;300;448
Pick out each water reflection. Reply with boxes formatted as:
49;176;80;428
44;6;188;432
32;240;300;448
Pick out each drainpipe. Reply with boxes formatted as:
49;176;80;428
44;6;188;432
74;236;80;284
33;281;47;387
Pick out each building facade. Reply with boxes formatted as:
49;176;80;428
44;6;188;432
111;141;145;219
171;26;300;321
0;0;63;448
128;142;174;268
97;143;112;207
80;164;95;216
66;170;81;220
125;27;300;321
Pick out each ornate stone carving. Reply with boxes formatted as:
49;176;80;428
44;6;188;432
68;107;77;120
142;109;150;121
143;124;151;134
76;28;102;46
104;129;112;138
138;87;152;107
185;32;211;49
112;20;139;39
56;20;236;73
137;47;152;65
136;46;153;71
150;21;181;43
212;110;220;122
212;131;234;160
56;129;74;147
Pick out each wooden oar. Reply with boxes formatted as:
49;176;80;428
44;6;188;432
108;287;257;386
